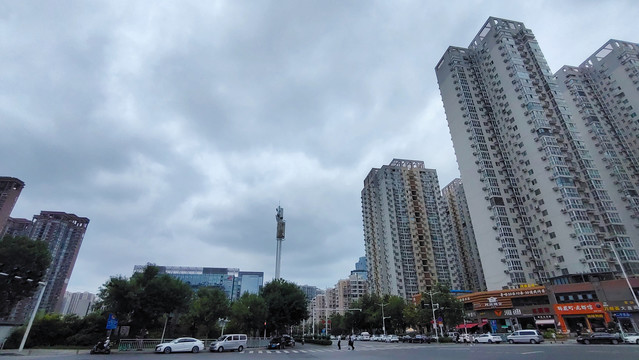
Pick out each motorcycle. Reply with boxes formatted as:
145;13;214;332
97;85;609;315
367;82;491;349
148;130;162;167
90;339;111;355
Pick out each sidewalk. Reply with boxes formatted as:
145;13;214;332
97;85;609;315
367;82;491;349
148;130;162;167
0;349;86;357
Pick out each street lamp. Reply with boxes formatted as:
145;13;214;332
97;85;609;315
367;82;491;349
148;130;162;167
19;281;47;352
424;290;440;343
605;239;639;334
379;302;390;336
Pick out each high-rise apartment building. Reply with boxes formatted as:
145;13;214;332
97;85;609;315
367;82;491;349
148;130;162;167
0;177;25;234
436;17;639;290
61;291;97;317
30;211;90;313
2;217;32;238
361;159;459;300
442;178;487;292
555;40;639;275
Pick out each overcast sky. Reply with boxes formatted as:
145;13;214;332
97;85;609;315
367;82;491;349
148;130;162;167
2;1;638;294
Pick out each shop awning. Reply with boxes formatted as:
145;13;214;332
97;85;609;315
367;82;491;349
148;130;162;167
456;323;479;329
535;319;555;325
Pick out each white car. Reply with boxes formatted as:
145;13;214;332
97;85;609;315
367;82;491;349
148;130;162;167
386;335;400;343
457;333;474;343
474;333;502;344
623;333;639;344
155;337;205;354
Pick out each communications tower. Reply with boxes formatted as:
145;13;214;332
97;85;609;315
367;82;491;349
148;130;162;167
274;206;286;279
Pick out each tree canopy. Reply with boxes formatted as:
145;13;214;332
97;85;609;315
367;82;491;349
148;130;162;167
228;292;268;336
261;279;308;334
182;287;229;338
96;265;193;334
0;235;51;317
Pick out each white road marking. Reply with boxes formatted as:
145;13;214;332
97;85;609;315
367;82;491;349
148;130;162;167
521;351;544;355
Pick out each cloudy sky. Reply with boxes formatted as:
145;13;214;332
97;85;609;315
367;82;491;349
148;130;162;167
2;1;638;294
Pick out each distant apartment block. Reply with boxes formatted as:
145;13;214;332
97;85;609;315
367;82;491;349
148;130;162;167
442;178;487;292
61;291;97;317
30;211;90;313
299;285;322;301
0;177;25;235
351;256;368;280
133;265;263;301
436;17;639;290
2;217;32;238
361;159;460;300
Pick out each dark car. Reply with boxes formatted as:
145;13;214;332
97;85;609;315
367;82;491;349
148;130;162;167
401;335;413;343
267;335;295;350
413;334;431;343
576;332;621;345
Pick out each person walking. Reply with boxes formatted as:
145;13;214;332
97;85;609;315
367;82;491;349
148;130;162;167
348;335;355;350
337;335;341;350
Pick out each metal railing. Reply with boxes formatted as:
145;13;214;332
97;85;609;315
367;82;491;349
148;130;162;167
117;337;271;352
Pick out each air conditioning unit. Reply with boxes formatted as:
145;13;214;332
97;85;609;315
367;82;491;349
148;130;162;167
580;258;587;263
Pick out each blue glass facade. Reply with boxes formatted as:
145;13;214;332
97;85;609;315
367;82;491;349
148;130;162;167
133;265;263;301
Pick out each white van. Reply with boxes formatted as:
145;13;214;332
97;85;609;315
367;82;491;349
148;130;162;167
209;334;248;352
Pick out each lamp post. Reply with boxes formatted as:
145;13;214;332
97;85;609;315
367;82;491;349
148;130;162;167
424;290;440;343
379;302;391;336
19;281;47;352
605;239;639;334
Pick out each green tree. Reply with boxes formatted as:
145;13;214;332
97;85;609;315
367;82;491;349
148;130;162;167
328;313;346;335
422;283;464;332
384;295;406;334
181;287;229;338
97;265;193;334
0;235;51;317
5;312;109;349
261;279;308;334
228;293;268;336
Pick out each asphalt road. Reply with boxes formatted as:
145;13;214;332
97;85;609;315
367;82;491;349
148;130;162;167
2;341;638;360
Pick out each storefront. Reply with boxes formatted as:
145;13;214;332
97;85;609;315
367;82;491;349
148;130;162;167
554;302;611;334
605;304;639;333
458;286;555;333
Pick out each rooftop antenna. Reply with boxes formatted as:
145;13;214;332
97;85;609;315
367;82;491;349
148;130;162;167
275;205;286;279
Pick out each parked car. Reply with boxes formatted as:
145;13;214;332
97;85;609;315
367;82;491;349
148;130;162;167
210;334;247;352
623;333;639;344
360;332;371;341
386;335;400;343
413;334;431;343
507;330;544;344
401;335;413;343
457;333;474;343
155;337;204;354
577;332;621;344
474;333;502;344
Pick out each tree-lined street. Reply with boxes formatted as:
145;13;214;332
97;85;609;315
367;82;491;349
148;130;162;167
3;342;639;360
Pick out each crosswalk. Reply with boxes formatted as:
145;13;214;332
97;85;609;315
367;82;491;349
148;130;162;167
239;345;435;354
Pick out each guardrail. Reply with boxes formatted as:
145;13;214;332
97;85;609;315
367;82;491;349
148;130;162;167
117;338;272;352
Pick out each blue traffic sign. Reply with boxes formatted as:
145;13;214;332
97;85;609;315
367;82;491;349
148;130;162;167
106;313;118;330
